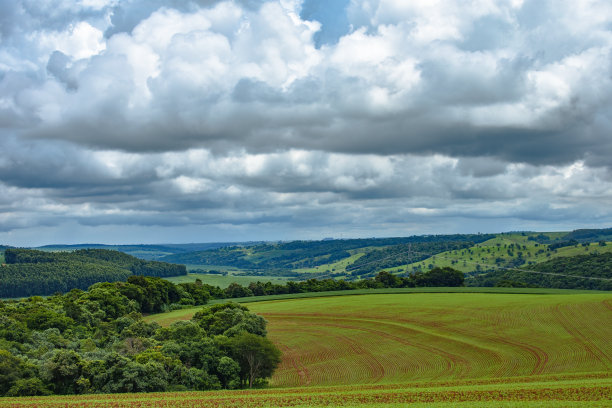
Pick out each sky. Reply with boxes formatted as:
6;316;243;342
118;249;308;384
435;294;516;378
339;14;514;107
1;0;612;246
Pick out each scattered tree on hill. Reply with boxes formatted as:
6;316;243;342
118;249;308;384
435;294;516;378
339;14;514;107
466;253;612;290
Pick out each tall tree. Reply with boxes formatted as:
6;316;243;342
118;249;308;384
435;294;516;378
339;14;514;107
229;332;281;388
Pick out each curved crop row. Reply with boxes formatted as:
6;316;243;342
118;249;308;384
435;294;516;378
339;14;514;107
247;293;612;387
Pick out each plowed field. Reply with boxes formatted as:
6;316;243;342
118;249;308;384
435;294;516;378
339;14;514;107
245;293;612;387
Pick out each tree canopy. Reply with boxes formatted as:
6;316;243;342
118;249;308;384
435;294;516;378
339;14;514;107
0;280;279;396
0;248;186;298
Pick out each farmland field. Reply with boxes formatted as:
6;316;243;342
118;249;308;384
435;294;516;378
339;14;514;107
146;291;612;386
6;290;612;407
247;292;612;387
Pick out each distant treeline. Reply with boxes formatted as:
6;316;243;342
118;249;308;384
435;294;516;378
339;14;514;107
563;228;612;243
466;252;612;291
218;267;465;299
33;242;250;261
528;228;612;245
160;234;494;272
0;249;186;298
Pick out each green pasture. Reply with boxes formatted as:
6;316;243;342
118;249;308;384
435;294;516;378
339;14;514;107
165;272;289;288
293;252;365;274
400;238;612;274
183;264;251;273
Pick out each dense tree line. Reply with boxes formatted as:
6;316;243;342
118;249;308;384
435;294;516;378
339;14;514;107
0;276;280;396
34;243;247;261
222;267;465;298
0;262;132;299
547;240;580;250
466;253;612;290
563;227;612;243
1;249;186;298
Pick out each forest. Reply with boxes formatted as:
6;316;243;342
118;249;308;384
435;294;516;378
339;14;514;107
0;276;280;396
0;249;186;298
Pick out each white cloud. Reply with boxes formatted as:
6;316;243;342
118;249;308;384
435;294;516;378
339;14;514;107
36;21;106;60
1;0;612;243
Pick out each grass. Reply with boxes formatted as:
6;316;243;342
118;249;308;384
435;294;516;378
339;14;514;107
183;264;256;273
293;252;365;275
165;273;289;288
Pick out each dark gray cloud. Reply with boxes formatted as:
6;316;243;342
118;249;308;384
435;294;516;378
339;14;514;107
1;0;612;245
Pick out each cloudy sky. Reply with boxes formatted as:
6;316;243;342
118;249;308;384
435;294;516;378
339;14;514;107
1;0;612;246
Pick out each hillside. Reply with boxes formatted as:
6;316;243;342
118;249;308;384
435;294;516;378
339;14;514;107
154;229;612;291
467;252;612;290
0;248;187;297
400;234;612;272
3;228;612;294
159;234;495;275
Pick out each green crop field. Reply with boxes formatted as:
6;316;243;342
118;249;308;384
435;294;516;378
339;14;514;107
6;290;612;407
247;292;612;387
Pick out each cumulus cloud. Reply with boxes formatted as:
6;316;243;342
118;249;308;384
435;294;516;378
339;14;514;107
1;0;612;244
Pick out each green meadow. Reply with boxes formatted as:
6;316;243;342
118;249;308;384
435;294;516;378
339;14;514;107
165;272;289;287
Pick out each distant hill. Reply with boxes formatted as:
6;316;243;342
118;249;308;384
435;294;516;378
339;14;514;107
33;242;262;260
3;227;611;293
160;234;495;276
0;248;187;298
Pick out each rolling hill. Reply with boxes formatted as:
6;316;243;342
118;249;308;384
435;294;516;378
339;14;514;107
0;248;187;297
